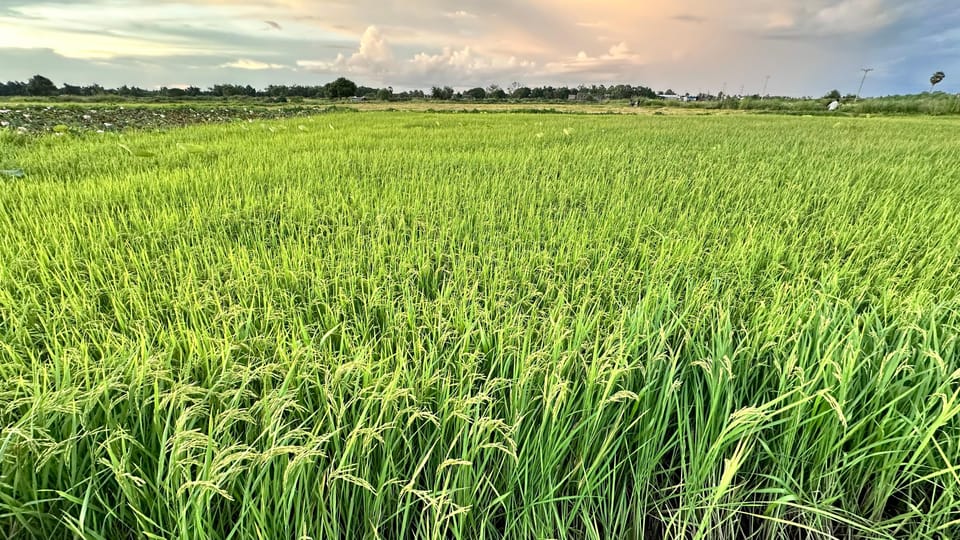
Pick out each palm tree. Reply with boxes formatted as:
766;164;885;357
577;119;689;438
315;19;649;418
930;71;946;92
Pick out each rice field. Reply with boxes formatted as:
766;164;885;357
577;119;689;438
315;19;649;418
1;111;959;539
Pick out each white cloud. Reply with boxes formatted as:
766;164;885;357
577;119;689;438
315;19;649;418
0;15;216;59
220;58;286;70
607;42;632;58
545;41;642;75
299;25;536;85
409;46;536;78
411;47;483;71
297;25;393;74
354;25;393;67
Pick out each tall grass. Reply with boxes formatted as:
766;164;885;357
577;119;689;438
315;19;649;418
1;113;959;539
635;93;960;115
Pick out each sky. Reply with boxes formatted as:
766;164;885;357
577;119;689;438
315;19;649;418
1;0;957;97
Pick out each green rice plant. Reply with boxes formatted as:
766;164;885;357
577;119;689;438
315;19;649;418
1;112;959;539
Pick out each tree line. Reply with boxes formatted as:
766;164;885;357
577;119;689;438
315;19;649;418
1;75;660;102
0;75;370;99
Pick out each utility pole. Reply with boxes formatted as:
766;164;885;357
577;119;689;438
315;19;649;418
855;68;873;102
760;75;770;99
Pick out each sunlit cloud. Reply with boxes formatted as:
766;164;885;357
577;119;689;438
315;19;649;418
297;25;393;74
221;59;288;70
0;18;214;59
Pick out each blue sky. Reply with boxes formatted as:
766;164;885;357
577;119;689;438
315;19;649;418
1;0;957;96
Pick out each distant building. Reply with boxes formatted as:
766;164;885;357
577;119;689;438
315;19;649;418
657;94;697;102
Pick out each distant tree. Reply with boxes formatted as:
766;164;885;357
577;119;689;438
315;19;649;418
0;81;27;96
430;86;454;100
287;84;316;98
512;86;532;99
609;84;633;100
162;87;187;98
82;84;105;96
376;87;393;100
266;85;288;97
117;85;148;98
211;84;257;97
326;77;358;98
210;84;234;97
60;84;83;96
464;87;486;99
635;86;657;99
930;71;945;92
26;74;57;96
824;89;841;100
486;84;507;100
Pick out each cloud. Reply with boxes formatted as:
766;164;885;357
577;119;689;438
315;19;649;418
298;25;393;74
220;58;286;70
410;46;535;75
354;25;393;66
446;10;477;19
264;20;282;30
0;2;306;60
298;25;536;86
672;14;706;23
815;0;898;33
755;0;906;39
765;13;795;31
545;41;643;76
